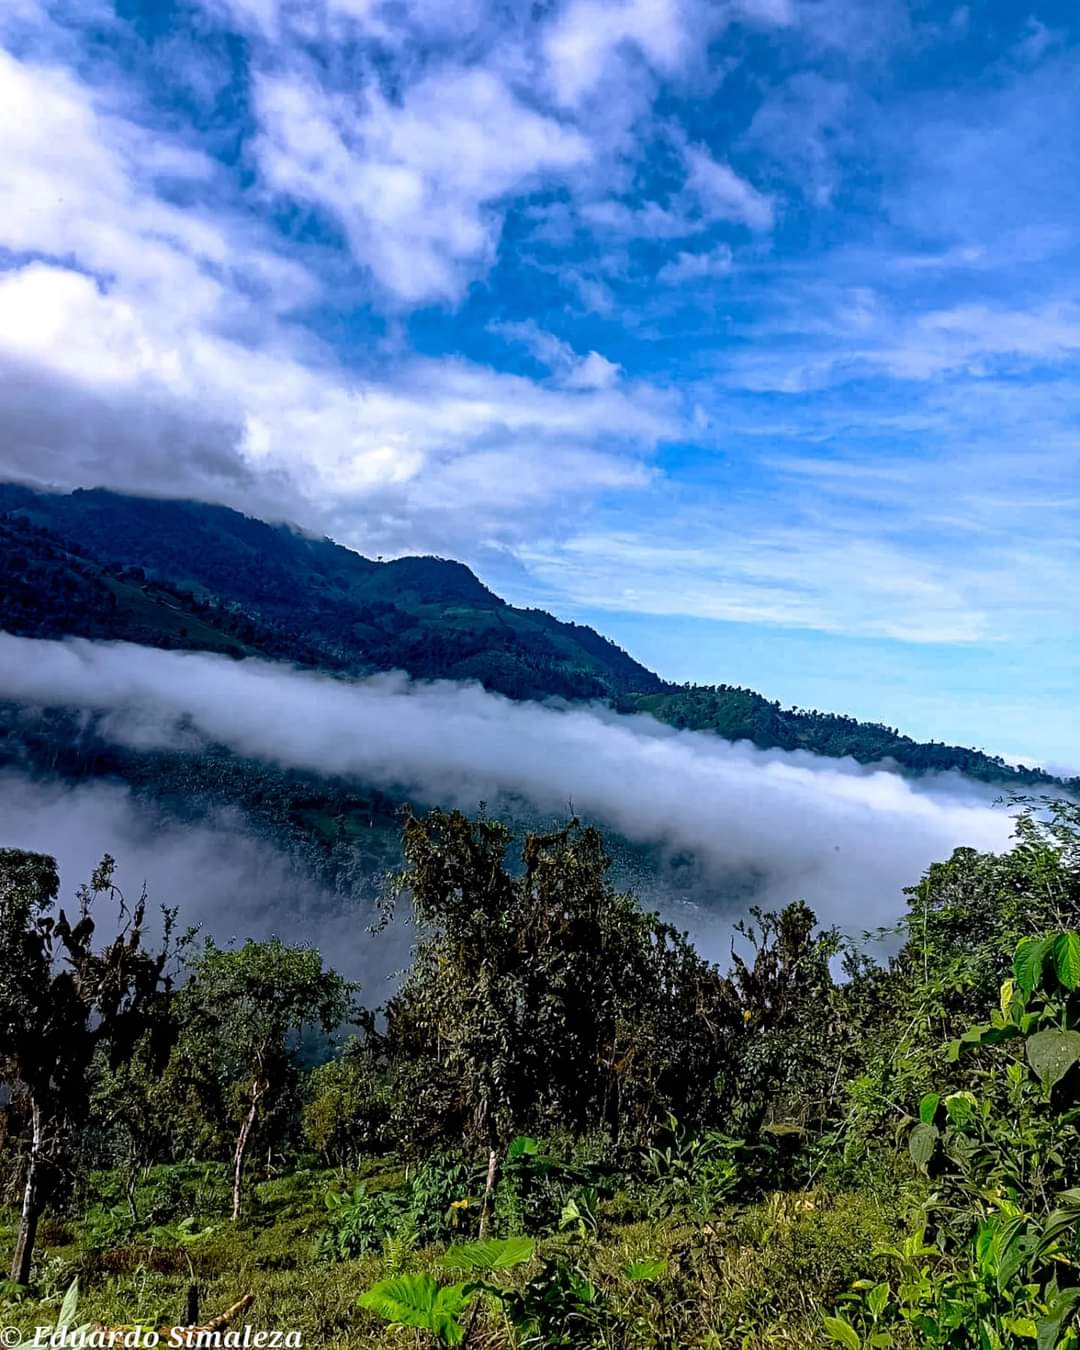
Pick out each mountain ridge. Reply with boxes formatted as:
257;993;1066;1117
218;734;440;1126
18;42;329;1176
0;482;1064;790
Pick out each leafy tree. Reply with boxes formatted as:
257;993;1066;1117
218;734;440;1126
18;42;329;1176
171;938;357;1218
898;801;1080;1031
0;851;173;1284
385;809;735;1226
720;902;851;1132
303;1031;390;1168
88;1032;181;1221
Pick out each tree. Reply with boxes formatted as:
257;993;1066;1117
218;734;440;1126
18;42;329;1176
303;1030;389;1169
0;850;173;1285
385;809;735;1228
897;801;1080;1031
719;901;848;1132
173;938;357;1219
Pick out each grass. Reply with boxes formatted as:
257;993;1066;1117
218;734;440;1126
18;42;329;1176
0;1160;909;1348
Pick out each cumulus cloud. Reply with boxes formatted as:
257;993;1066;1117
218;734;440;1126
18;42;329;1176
252;65;591;305
0;19;682;556
0;636;1017;935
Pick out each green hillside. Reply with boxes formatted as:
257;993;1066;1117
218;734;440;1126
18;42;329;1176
0;484;661;702
629;686;1059;786
0;482;1063;789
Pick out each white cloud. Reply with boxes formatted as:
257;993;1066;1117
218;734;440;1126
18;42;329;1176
520;525;993;643
657;243;734;283
253;65;590;305
0;772;410;986
491;320;622;389
0;32;680;554
0;257;674;548
543;0;691;108
0;636;1016;933
681;142;775;231
563;350;622;389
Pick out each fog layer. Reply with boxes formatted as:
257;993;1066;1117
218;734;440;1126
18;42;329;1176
0;634;1017;930
0;770;409;988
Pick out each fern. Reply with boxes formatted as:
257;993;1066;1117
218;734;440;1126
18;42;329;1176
381;1223;418;1276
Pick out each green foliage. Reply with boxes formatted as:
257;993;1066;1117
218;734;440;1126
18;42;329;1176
642;1115;742;1216
0;850;174;1282
632;685;1061;787
3;1280;91;1350
387;809;736;1154
358;1273;470;1345
835;917;1080;1349
147;1217;216;1280
317;1183;410;1261
10;800;1080;1348
170;936;358;1217
303;1037;390;1167
441;1236;535;1271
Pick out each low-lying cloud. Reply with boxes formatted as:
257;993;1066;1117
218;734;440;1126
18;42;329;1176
0;770;408;990
0;634;1018;936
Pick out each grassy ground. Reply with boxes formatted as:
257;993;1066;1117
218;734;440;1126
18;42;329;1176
0;1159;911;1348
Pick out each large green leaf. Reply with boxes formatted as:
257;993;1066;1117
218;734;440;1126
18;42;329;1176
944;1091;977;1128
1037;1189;1080;1255
58;1278;79;1328
1053;933;1080;990
624;1259;667;1282
1015;937;1051;995
822;1314;862;1350
918;1092;940;1125
1037;1286;1080;1350
1026;1028;1080;1088
441;1236;535;1272
358;1274;468;1345
908;1121;938;1170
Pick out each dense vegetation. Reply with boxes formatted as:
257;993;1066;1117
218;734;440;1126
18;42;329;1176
631;687;1060;786
4;801;1080;1347
1;484;1065;793
0;486;659;703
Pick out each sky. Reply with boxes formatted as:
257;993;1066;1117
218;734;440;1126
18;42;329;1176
0;0;1077;767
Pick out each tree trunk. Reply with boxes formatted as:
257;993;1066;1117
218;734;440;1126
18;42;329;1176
10;1102;45;1286
125;1162;139;1223
477;1146;498;1239
231;1082;262;1222
182;1284;200;1327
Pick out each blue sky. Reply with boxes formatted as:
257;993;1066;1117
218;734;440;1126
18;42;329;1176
0;0;1077;767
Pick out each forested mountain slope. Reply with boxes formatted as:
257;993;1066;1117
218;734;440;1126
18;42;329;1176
630;686;1060;785
0;482;1063;789
0;483;660;701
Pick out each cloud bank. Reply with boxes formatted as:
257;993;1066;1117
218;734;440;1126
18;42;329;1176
0;635;1016;934
0;771;409;989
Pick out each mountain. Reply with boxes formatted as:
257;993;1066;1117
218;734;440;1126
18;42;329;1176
631;687;1060;786
0;482;1064;790
0;483;661;702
